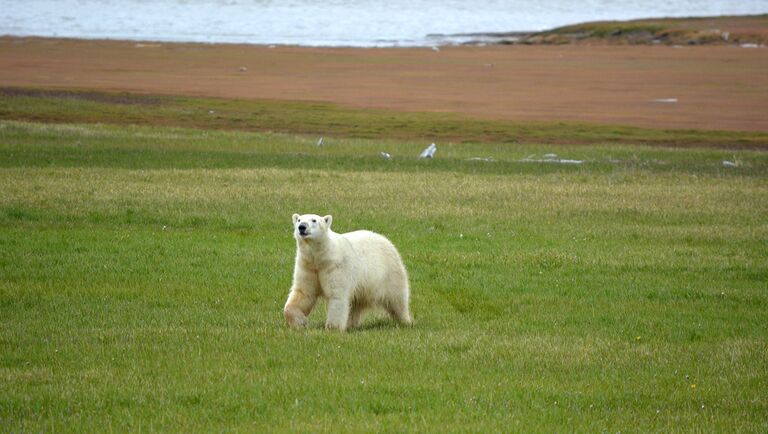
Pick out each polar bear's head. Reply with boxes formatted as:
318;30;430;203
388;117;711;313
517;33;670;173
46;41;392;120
292;213;333;241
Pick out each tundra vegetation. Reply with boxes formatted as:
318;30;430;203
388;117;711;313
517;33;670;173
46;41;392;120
0;88;767;431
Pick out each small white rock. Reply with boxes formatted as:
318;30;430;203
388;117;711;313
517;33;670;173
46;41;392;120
652;98;678;103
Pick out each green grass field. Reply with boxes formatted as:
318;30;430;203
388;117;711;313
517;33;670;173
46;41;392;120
1;117;767;432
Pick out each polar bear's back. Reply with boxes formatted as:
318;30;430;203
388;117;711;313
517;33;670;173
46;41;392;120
342;230;404;265
340;230;409;297
342;228;397;249
342;229;390;244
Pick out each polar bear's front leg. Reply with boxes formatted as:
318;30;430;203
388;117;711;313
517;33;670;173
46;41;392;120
320;269;353;331
325;296;350;331
284;289;317;328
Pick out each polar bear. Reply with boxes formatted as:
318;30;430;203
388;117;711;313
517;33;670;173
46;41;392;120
283;213;412;331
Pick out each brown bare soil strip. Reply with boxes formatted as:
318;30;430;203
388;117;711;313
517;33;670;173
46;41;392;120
1;36;767;132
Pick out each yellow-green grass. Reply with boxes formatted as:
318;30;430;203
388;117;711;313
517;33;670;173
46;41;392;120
1;120;767;432
529;14;768;45
3;87;768;149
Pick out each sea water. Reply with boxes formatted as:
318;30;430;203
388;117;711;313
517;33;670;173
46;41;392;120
1;0;767;47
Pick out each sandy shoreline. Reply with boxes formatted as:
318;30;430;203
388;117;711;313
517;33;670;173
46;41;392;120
1;36;767;132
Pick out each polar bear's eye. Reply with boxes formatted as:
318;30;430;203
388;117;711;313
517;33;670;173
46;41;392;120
311;219;317;223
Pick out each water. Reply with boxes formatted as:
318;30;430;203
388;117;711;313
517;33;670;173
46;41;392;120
2;0;767;47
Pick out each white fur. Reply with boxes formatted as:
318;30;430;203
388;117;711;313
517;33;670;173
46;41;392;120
283;213;412;331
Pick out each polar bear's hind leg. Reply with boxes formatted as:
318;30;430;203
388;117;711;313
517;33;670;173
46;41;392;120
385;281;412;326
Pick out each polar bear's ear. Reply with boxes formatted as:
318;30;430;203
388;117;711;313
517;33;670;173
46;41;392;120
323;215;333;228
292;213;300;224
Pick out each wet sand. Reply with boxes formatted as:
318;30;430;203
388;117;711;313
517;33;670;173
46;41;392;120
1;36;767;132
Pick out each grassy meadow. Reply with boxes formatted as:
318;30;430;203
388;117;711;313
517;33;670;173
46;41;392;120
1;114;767;432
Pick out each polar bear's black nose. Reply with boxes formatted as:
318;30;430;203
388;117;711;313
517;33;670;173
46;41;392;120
298;223;308;233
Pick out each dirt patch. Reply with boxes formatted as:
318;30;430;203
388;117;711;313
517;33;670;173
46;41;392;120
1;36;767;132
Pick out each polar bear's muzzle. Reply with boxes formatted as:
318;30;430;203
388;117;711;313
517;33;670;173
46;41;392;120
298;223;309;236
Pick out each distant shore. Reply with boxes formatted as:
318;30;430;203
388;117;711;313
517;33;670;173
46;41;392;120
435;14;768;46
3;14;768;48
